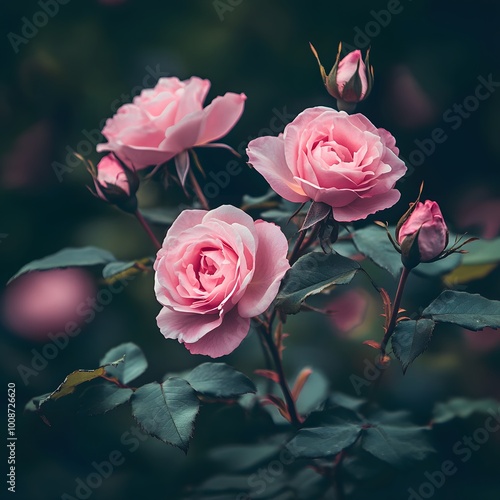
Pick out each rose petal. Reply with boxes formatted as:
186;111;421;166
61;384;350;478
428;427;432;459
183;308;251;357
156;307;223;344
175;77;211;121
247;135;307;203
158;209;207;246
333;189;401;222
237;220;290;318
195;92;247;145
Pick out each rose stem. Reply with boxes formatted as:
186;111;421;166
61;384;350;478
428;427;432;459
380;266;411;357
333;451;346;500
302;222;321;250
188;153;210;211
256;325;275;394
262;311;301;427
288;230;306;265
134;210;162;251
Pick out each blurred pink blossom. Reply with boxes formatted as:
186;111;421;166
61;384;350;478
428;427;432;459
386;65;436;129
455;187;500;239
329;289;369;335
463;328;500;352
1;120;54;189
2;269;96;341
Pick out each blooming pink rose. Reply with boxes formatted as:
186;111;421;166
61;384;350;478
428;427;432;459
154;206;290;357
247;107;407;222
97;76;246;171
398;200;449;262
334;50;369;102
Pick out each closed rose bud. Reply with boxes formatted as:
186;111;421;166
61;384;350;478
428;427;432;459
397;200;449;266
310;42;373;112
89;154;139;212
329;50;369;103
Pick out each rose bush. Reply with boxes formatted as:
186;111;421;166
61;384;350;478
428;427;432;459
97;76;246;170
397;200;449;262
247;106;407;222
154;205;290;357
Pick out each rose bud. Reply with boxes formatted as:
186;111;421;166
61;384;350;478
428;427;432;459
89;154;139;213
310;42;373;112
397;200;449;268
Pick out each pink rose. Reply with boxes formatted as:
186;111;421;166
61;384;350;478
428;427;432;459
97;77;246;171
154;205;290;357
247;107;407;222
397;200;449;262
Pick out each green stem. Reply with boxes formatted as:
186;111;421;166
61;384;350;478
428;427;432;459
380;266;411;357
135;210;162;251
261;314;301;427
288;230;306;265
188;165;210;211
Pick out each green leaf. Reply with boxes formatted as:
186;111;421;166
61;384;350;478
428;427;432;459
275;251;360;314
391;319;436;373
286;423;362;458
25;359;124;413
185;362;256;399
328;392;366;412
352;225;402;279
241;189;277;209
295;370;329;414
80;384;133;415
301;201;331;231
140;206;183;225
422;290;500;330
131;378;200;452
102;258;153;280
462;237;500;265
361;424;433;468
49;367;110;401
433;397;500;424
100;343;148;385
208;444;281;472
24;393;52;413
413;253;462;278
9;246;116;283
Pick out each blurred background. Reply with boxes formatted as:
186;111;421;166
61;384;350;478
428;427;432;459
1;0;500;498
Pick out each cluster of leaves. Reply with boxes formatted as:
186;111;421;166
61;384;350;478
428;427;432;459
185;395;500;499
26;343;257;453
